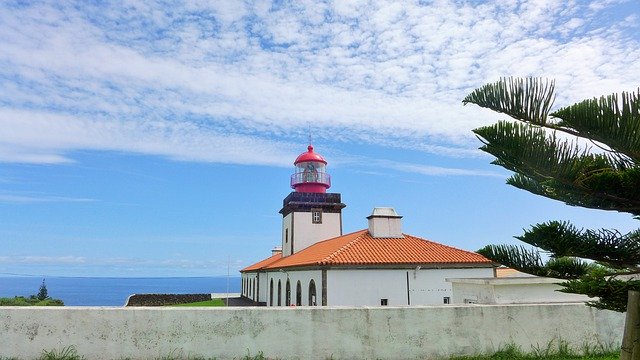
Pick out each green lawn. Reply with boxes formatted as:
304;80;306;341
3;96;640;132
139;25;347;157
0;296;64;306
171;298;225;307
449;345;619;360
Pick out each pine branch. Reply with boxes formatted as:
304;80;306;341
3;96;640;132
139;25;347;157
477;245;547;277
474;121;640;215
516;221;640;269
463;77;556;125
552;89;640;163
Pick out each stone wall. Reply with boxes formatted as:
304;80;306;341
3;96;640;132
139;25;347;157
0;303;625;360
124;293;211;306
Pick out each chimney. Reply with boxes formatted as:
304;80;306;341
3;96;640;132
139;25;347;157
367;207;403;238
272;246;283;256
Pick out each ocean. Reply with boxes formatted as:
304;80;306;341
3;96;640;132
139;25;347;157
0;276;241;306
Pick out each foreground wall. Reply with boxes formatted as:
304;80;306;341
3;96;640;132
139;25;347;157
0;304;625;360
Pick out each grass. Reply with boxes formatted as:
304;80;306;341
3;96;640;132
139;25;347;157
0;343;619;360
0;296;64;306
449;342;619;360
171;298;225;307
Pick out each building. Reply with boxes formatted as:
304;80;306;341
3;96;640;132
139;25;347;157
240;145;496;306
447;268;590;304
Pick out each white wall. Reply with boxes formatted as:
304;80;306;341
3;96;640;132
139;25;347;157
410;268;494;305
449;278;591;304
328;269;407;306
265;270;322;306
328;268;494;306
292;211;341;253
282;213;293;256
0;304;624;360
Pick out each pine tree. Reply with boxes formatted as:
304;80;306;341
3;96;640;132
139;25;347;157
37;279;48;301
463;77;640;359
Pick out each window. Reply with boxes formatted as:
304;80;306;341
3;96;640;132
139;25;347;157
380;299;388;306
286;280;291;306
308;280;317;306
296;280;302;306
277;280;282;306
443;297;450;304
311;208;322;224
285;228;288;243
269;279;274;306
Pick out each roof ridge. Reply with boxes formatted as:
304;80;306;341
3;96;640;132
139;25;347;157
403;233;484;256
320;229;368;264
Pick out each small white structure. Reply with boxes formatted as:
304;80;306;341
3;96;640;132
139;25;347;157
240;145;496;306
447;276;590;305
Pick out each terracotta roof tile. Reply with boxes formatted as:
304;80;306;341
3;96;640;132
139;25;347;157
255;230;492;270
241;253;282;272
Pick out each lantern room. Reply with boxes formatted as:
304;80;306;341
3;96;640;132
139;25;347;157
290;145;331;193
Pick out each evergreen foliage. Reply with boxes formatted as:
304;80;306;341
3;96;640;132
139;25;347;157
37;279;48;301
463;77;640;312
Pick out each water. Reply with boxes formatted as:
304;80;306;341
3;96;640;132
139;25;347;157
0;276;241;306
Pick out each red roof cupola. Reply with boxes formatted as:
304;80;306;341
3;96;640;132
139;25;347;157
291;145;331;193
294;145;327;165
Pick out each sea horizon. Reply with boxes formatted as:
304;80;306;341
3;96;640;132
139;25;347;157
0;276;241;306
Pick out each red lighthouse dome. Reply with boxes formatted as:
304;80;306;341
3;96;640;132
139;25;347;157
291;145;331;193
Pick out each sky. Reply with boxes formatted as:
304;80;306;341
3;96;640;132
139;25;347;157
1;0;639;278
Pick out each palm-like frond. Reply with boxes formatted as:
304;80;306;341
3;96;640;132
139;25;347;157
516;221;640;269
463;77;556;125
465;78;640;313
477;244;590;279
552;89;640;163
477;245;547;277
474;121;640;215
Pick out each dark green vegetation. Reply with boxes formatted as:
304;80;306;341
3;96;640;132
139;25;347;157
0;279;64;306
0;297;63;306
171;298;225;307
463;78;640;313
464;78;640;359
450;341;618;360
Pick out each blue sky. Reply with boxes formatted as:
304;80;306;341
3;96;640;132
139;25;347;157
1;0;639;277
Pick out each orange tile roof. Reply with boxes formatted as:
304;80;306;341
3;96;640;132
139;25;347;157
241;253;282;272
243;230;493;272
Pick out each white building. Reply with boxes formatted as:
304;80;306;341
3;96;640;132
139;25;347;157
447;270;590;305
240;145;496;306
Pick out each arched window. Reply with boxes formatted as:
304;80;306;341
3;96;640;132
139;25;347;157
296;280;302;306
308;280;317;306
285;279;291;306
269;279;274;306
277;280;282;306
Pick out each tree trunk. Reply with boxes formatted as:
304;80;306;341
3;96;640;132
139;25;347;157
621;291;640;360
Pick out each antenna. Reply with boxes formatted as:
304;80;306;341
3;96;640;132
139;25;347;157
307;122;312;145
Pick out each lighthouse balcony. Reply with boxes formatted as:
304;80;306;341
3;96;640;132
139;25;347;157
290;172;331;188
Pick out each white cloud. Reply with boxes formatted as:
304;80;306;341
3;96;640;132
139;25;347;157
0;194;95;204
0;256;87;265
0;1;638;165
373;159;504;177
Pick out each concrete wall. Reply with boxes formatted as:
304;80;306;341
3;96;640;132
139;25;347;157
449;277;590;304
0;304;624;360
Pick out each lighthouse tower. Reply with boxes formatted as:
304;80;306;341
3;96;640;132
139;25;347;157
279;145;346;256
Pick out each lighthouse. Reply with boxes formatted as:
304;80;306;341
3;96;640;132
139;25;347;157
279;145;346;256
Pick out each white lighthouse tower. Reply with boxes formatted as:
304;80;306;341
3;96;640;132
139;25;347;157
279;145;346;256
